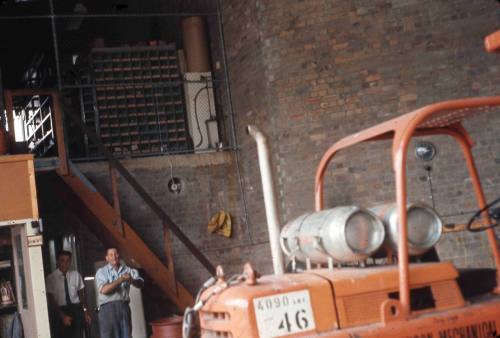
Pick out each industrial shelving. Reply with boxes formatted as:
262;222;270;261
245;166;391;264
80;44;190;156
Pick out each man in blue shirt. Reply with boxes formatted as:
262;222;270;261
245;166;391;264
95;247;144;338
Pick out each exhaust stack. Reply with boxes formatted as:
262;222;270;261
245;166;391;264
247;125;285;275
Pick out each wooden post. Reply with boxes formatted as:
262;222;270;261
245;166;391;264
109;162;124;236
52;92;69;176
4;90;16;146
163;224;177;295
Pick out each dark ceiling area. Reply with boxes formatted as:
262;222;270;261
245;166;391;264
0;0;217;88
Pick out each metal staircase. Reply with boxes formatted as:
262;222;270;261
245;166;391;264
51;164;193;309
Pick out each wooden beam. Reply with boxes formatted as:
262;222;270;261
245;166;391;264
109;162;124;236
163;224;177;296
52;92;69;176
3;90;16;146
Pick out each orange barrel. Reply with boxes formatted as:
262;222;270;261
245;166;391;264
182;16;211;72
0;127;8;155
150;316;183;338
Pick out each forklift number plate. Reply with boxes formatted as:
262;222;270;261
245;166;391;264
253;290;316;338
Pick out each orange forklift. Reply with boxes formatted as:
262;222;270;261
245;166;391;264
182;33;500;337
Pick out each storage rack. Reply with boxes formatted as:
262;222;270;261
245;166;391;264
80;44;190;156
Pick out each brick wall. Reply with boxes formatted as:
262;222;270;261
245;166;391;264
222;0;500;269
72;152;263;293
44;0;500;303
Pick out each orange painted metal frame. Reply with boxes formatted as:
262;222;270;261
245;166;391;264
485;30;500;53
314;96;500;316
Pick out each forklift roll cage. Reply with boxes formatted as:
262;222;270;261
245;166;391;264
314;96;500;316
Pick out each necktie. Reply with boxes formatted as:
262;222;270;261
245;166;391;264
64;274;71;306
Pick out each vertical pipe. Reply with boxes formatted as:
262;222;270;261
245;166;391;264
49;0;62;92
247;125;285;275
215;0;237;150
216;0;252;243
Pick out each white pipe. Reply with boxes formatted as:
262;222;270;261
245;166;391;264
247;125;285;275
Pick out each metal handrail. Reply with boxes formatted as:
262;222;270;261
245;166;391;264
4;89;216;277
59;93;216;275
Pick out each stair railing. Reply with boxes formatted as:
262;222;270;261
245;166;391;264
4;89;216;276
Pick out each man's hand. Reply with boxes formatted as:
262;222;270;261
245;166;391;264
84;311;92;325
61;313;73;326
100;273;131;295
121;273;131;283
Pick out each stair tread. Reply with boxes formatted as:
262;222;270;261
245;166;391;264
55;170;194;310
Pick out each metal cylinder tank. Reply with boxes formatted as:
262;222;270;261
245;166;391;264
280;206;386;264
370;203;443;255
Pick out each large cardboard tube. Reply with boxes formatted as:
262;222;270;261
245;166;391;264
182;16;211;72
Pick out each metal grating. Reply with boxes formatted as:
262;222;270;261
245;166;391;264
81;44;190;156
419;105;498;129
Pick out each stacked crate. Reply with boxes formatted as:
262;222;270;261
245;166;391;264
82;44;190;156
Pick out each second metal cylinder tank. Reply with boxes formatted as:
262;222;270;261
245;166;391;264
370;203;443;255
280;206;386;264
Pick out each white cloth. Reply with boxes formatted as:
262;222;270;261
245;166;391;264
46;269;85;306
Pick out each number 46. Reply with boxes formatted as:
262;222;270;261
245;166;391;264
278;310;309;332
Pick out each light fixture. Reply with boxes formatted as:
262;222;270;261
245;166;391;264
415;141;437;162
168;177;183;194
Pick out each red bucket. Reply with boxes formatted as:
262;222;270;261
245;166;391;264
150;316;183;338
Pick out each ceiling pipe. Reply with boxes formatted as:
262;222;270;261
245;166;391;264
247;125;285;275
